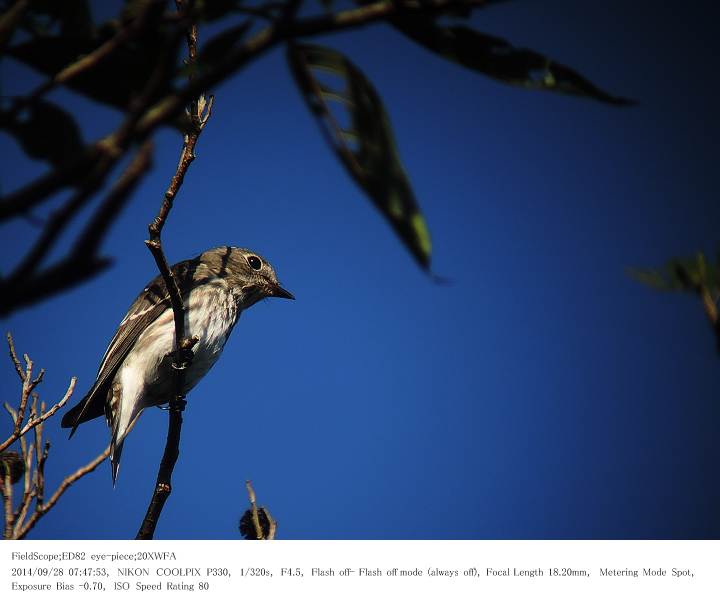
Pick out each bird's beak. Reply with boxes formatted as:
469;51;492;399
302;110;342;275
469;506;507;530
271;284;295;300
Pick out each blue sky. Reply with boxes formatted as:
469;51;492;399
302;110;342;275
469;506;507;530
1;1;719;539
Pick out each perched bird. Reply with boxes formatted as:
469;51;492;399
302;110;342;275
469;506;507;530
61;246;293;483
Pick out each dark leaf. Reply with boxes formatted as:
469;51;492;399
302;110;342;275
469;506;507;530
0;0;31;50
287;43;432;269
7;27;176;109
194;0;244;21
392;16;634;105
35;0;93;38
0;99;84;167
196;21;251;67
0;0;94;39
0;451;25;485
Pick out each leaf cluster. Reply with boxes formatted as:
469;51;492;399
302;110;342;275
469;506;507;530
629;252;720;296
0;0;630;315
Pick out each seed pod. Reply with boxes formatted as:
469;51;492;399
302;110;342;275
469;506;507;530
239;507;272;540
0;451;25;484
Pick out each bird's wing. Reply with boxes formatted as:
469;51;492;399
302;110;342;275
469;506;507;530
62;258;201;433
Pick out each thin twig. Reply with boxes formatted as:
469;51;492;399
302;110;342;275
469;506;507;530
0;378;76;454
243;480;277;540
136;0;211;540
14;445;110;540
246;480;264;539
2;337;122;539
6;333;25;380
0;335;48;453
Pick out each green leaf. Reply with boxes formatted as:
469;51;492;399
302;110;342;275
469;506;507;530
392;16;634;105
287;43;432;269
628;252;720;293
0;100;84;167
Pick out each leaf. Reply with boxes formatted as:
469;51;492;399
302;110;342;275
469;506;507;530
392;16;634;105
35;0;93;38
7;28;175;109
628;252;720;293
0;100;84;167
0;0;93;39
287;43;432;269
0;0;31;50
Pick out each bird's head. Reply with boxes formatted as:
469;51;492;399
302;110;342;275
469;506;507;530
201;246;294;309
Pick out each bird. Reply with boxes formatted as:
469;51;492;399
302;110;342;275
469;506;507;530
61;246;293;484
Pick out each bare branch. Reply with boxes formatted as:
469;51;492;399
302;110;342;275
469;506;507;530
1;336;121;539
0;335;46;453
6;333;25;380
72;141;155;259
15;379;76;442
14;445;110;540
136;0;211;540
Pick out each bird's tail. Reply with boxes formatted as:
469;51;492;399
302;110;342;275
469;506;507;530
109;405;143;486
61;384;108;438
110;436;125;487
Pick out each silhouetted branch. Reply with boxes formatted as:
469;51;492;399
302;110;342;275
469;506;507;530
8;0;162;117
135;0;491;137
0;28;176;317
0;143;154;317
0;0;490;317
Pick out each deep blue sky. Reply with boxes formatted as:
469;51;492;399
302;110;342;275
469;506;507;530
1;1;719;539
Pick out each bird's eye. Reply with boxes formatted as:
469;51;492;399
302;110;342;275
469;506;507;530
247;255;262;271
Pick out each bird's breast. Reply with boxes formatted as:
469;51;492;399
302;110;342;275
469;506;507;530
182;283;241;391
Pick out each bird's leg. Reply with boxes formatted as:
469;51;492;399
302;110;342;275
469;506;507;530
157;397;185;412
171;396;187;413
